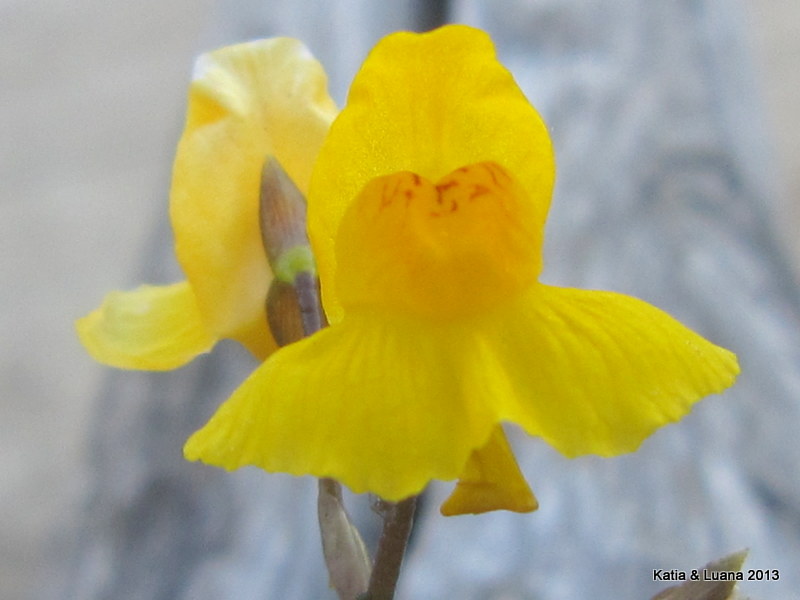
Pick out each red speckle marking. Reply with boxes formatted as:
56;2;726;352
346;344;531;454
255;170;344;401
469;184;490;200
484;163;500;186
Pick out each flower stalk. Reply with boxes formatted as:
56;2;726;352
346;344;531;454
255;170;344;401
360;496;418;600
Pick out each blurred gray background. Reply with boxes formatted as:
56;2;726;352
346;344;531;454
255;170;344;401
2;1;799;599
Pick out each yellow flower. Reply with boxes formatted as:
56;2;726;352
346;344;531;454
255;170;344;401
184;26;739;514
76;39;337;369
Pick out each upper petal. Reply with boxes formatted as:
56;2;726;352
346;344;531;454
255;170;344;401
308;25;554;322
171;38;337;357
482;285;740;457
76;281;216;370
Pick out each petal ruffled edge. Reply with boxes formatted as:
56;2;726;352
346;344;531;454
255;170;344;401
183;281;737;498
76;281;216;370
184;311;497;501
479;284;740;457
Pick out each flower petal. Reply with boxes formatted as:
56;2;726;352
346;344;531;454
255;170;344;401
183;282;738;498
171;38;337;357
308;25;554;321
441;426;537;516
184;312;498;501
481;285;740;457
76;282;215;370
335;163;542;318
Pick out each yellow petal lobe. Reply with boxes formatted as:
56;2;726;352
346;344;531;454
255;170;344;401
441;427;538;516
336;162;541;318
184;312;497;501
483;285;740;457
171;38;337;357
309;24;553;322
76;282;215;370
